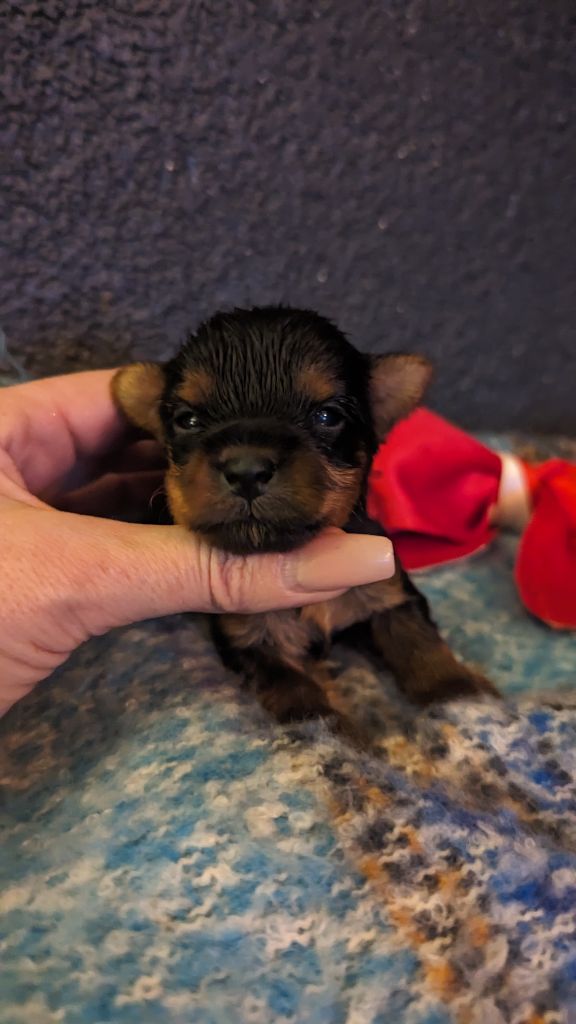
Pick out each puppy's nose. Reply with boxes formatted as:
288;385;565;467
220;454;276;500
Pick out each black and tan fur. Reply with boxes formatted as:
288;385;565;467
113;306;498;730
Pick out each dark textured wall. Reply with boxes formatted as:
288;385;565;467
2;1;576;431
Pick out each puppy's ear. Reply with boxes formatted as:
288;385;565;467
369;353;432;437
112;362;165;439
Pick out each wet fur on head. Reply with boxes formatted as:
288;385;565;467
112;306;431;555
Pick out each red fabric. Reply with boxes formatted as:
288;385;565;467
367;408;502;569
516;460;576;629
366;408;576;629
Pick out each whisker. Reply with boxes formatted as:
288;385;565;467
148;486;166;510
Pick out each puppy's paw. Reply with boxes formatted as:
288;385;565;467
260;685;365;746
410;670;501;705
260;683;335;725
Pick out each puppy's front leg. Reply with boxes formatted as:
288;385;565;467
211;617;339;725
370;577;499;705
240;645;340;725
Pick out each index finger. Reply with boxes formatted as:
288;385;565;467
0;369;133;494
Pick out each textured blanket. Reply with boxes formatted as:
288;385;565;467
2;437;576;1024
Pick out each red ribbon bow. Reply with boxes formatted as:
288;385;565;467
367;408;576;630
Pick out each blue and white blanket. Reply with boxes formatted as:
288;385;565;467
2;436;576;1024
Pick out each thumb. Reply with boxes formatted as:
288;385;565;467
69;518;395;634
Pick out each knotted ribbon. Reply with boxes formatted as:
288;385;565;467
367;409;576;629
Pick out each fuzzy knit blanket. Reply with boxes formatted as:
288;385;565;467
2;437;576;1024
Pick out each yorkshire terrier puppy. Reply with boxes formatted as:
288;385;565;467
113;306;498;728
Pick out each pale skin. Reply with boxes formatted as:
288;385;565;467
0;370;395;717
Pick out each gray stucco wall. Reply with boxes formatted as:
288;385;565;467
2;0;575;431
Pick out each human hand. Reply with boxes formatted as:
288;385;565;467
0;370;395;716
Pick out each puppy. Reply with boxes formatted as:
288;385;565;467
112;306;498;728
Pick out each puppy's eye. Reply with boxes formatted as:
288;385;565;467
173;408;201;433
312;405;344;430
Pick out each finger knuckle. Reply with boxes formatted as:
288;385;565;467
206;548;253;613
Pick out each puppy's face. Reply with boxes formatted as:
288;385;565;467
113;307;431;554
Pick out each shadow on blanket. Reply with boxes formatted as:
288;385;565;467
1;446;576;1024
